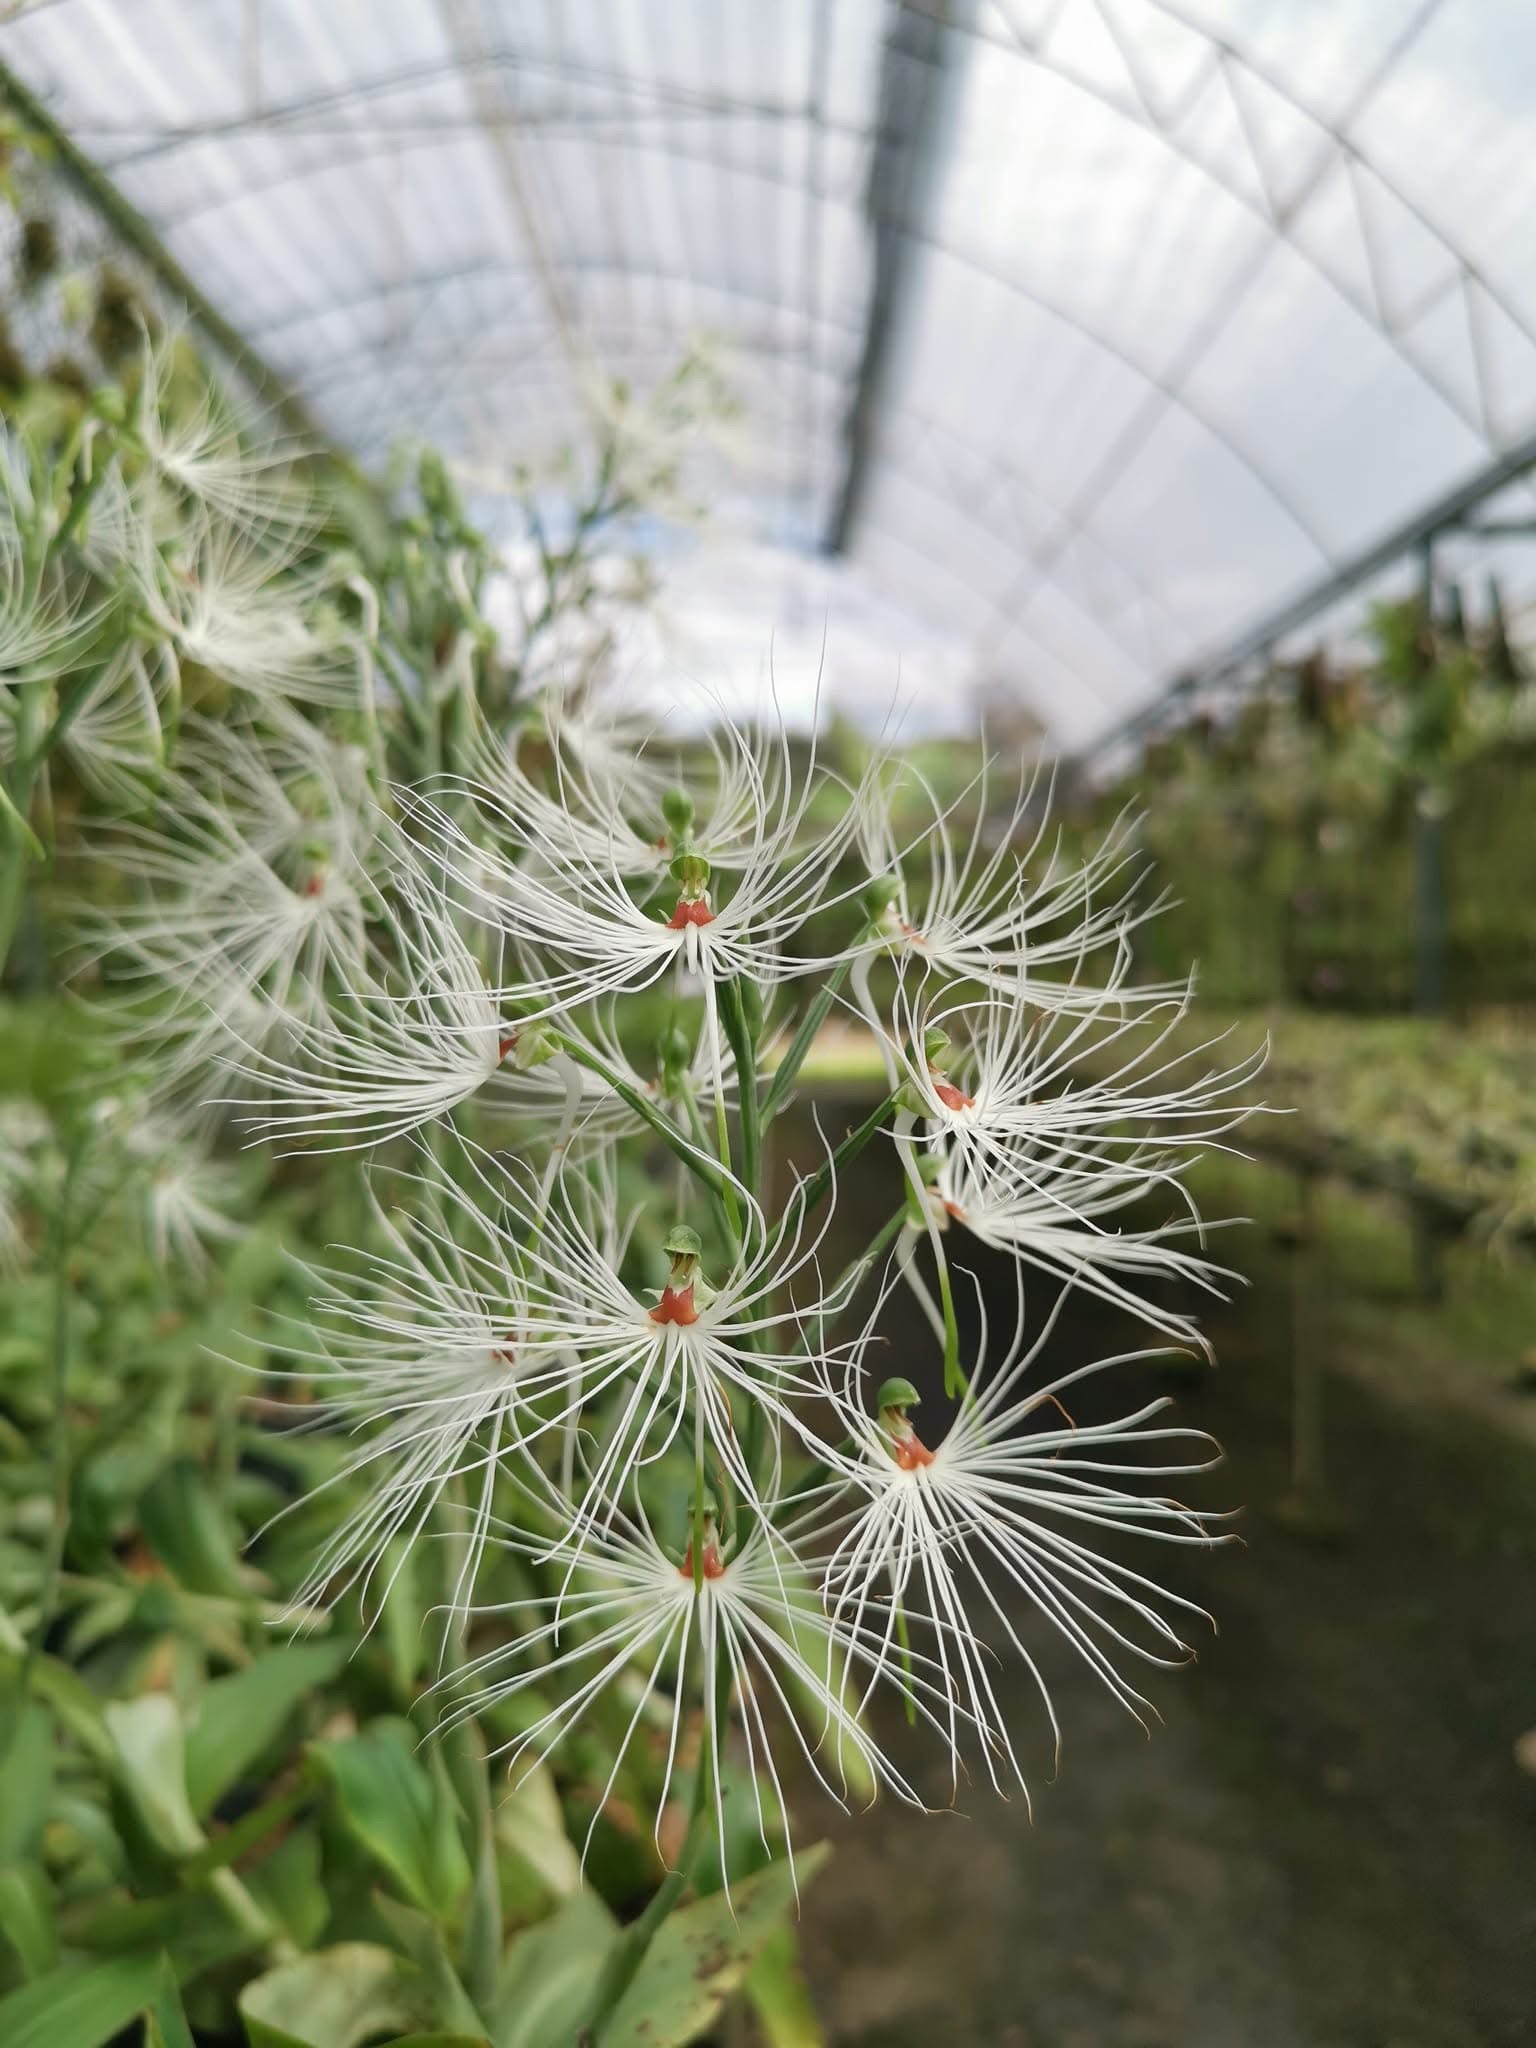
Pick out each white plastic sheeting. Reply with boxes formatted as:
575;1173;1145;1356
6;0;1536;751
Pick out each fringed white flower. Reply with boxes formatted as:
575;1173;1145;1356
86;716;379;1040
57;643;176;806
229;854;513;1150
467;694;787;883
131;333;313;539
461;1150;857;1551
858;759;1174;1010
401;706;872;1013
926;1137;1234;1350
819;1281;1229;1802
437;1476;942;1881
121;1112;246;1273
883;973;1262;1199
135;509;357;710
267;1155;569;1627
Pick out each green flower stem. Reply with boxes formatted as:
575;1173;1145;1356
891;1124;964;1398
435;1478;503;2025
716;976;761;1193
760;939;868;1120
676;1076;742;1261
21;1134;85;1699
550;1033;728;1206
778;1088;902;1233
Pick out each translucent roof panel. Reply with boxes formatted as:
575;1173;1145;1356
8;0;1536;752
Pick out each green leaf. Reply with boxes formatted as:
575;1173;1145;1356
184;1641;348;1816
492;1890;617;2048
379;1535;426;1696
142;1956;197;2048
743;1922;825;2047
311;1718;471;1916
0;1952;163;2048
603;1847;830;2048
380;2037;492;2047
493;1762;580;1901
244;1821;329;1949
0;1700;53;1858
372;1895;487;2039
0;1862;58;1978
103;1693;204;1858
239;1943;431;2048
138;1457;248;1598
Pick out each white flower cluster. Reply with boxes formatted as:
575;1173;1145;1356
225;695;1251;1873
23;339;1251;1876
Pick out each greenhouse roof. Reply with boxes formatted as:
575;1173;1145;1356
6;0;1536;753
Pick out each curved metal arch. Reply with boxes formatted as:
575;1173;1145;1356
130;1;1514;472
207;118;1342;571
295;299;1185;685
95;46;863;169
249;256;863;353
910;0;1514;451
852;509;1125;724
255;241;1240;659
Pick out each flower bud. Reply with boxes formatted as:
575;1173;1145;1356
656;1022;693;1079
503;1022;557;1071
661;786;695;840
861;874;901;921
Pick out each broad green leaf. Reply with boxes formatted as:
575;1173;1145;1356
743;1922;825;2047
0;1951;162;2048
20;1652;115;1768
103;1693;204;1858
142;1956;197;2048
373;1895;487;2038
138;1457;248;1599
244;1822;329;1949
311;1718;471;1916
70;1885;266;1979
184;1641;348;1816
0;1862;57;1978
493;1762;580;1900
238;1942;431;2048
604;1848;830;2048
381;2037;492;2047
0;1700;53;1858
492;1889;616;2048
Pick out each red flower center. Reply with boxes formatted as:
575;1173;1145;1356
932;1080;974;1113
649;1282;700;1327
892;1426;936;1471
679;1536;726;1581
665;897;714;930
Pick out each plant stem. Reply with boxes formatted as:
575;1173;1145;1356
552;1032;728;1204
22;1134;85;1697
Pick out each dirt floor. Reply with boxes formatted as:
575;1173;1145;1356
794;1175;1536;2048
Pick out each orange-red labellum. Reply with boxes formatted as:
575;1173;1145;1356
679;1537;726;1581
892;1429;936;1470
649;1283;700;1326
932;1080;974;1112
665;898;714;930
